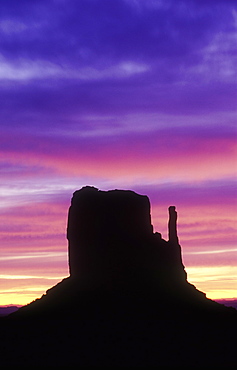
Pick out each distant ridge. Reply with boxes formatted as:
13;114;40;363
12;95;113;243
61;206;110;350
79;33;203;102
0;306;21;317
214;299;237;310
1;186;236;366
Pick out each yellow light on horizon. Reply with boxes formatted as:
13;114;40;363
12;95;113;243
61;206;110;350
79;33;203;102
0;265;236;305
186;265;237;300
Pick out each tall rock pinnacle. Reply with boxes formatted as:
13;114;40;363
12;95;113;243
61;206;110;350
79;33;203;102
168;206;178;244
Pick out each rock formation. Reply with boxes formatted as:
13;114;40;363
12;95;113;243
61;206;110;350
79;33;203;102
67;187;153;283
67;186;187;291
1;186;236;367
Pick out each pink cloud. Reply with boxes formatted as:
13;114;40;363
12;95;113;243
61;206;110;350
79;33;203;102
1;126;236;183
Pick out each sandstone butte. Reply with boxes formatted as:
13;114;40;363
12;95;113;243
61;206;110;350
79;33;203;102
1;186;237;367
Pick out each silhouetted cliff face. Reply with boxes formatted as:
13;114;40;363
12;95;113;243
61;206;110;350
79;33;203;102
67;187;152;279
67;186;186;290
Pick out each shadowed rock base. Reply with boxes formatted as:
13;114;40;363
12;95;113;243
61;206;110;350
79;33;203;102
1;187;236;366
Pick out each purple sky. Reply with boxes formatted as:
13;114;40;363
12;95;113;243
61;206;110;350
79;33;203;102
0;0;236;305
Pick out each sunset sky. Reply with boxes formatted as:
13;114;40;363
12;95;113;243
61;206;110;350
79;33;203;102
0;0;236;305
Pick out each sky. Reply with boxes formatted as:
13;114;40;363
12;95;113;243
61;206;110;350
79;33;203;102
0;0;236;305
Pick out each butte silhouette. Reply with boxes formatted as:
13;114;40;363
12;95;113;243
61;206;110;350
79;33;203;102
1;186;237;367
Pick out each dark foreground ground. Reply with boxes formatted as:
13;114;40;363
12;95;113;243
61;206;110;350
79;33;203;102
1;278;237;367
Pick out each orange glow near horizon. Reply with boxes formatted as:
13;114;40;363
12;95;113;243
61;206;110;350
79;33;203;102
0;265;236;306
186;265;237;300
